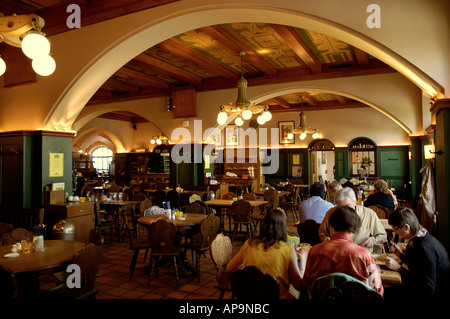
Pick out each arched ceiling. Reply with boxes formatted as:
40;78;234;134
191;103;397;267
0;0;396;122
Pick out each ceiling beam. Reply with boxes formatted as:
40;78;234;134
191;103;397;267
158;38;238;79
269;100;369;113
353;47;370;66
133;52;203;86
200;25;278;76
270;24;322;73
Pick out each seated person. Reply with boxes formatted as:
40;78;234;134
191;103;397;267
299;205;384;296
299;182;334;223
225;208;301;298
319;187;387;250
384;207;450;299
364;179;395;214
325;180;342;206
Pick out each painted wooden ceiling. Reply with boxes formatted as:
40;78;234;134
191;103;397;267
0;0;396;123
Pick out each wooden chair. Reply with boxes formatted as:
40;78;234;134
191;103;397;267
0;222;13;240
93;201;114;244
126;223;153;279
80;183;94;197
166;189;180;210
209;234;233;299
41;243;103;299
230;266;280;300
0;266;16;299
0;228;34;246
185;201;207;215
123;188;134;201
231;199;254;241
184;214;220;282
133;191;147;202
368;205;389;219
147;219;184;287
297;219;321;246
221;192;236;233
153;189;167;208
139;198;153;216
280;186;300;222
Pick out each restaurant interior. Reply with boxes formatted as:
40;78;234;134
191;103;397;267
0;0;449;303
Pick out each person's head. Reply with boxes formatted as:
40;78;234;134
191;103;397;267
335;187;357;209
250;208;287;250
310;182;326;198
373;179;389;193
329;205;361;234
388;207;421;239
327;181;342;198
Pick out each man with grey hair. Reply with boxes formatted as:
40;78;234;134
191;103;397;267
318;187;387;250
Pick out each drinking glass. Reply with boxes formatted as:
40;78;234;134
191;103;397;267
21;238;33;254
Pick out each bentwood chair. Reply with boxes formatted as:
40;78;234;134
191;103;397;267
93;201;114;244
147;219;184;287
126;223;153;279
280;186;300;222
209;234;233;299
230;266;280;300
184;214;220;282
369;205;389;219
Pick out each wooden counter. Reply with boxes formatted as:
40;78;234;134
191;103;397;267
44;201;95;243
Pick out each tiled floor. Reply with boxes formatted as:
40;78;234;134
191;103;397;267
38;213;299;300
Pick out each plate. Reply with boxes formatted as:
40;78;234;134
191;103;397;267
3;252;19;258
177;217;186;221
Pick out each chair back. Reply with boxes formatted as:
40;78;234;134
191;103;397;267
140;198;153;215
243;193;256;200
185;201;207;215
71;243;103;296
222;192;236;200
264;188;279;208
368;205;388;219
0;266;16;299
133;192;147;202
154;189;167;207
231;199;252;223
148;219;179;253
167;190;180;209
297;219;321;246
230;266;280;299
143;206;165;216
81;184;94;197
210;234;232;271
0;222;13;240
108;185;122;193
189;194;202;203
1;228;35;246
198;214;220;248
124;188;134;201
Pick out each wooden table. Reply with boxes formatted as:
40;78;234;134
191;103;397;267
100;200;141;242
138;213;206;229
372;252;402;286
0;240;85;297
204;199;268;230
253;190;290;197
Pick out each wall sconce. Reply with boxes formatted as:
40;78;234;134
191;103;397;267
0;13;56;76
424;144;435;159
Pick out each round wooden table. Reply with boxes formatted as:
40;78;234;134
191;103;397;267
0;240;86;297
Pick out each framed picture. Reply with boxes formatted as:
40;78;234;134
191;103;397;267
278;121;295;144
225;125;239;146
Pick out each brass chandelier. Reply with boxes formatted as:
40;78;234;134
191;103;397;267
216;52;271;126
287;98;322;140
150;134;169;145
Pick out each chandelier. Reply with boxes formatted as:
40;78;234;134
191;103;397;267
0;13;56;76
217;52;271;126
287;111;321;140
150;134;169;145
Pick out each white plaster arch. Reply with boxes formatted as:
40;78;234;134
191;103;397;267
73;127;126;153
44;3;443;130
251;86;412;135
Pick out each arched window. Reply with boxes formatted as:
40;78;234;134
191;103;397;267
91;147;113;174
